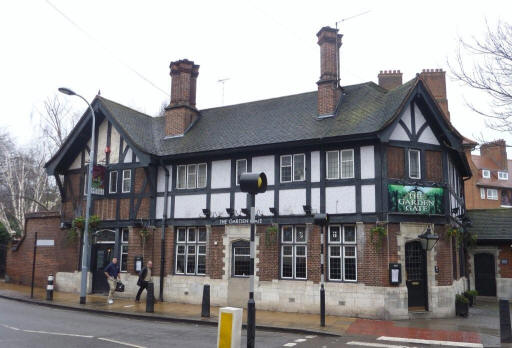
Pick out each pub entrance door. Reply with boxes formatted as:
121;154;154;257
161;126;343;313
474;253;496;296
405;241;428;310
91;229;117;294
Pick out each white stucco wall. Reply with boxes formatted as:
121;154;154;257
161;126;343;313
252;155;274;185
96;119;109;164
255;190;274;216
210;193;231;217
123;147;133;163
414;103;426;129
325;186;356;214
211;160;231;189
234;192;246;212
174;195;206;218
402;105;412;133
109;126;121;164
69;152;81;170
311;151;320;182
156;196;172;219
360;145;375;179
389;123;410;141
279;189;306;215
418;126;440;145
361;185;376;213
157;165;172;193
311;188;320;214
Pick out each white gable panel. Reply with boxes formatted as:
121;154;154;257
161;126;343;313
361;185;376;213
279;189;306;215
414;104;427;130
311;151;320;182
69;152;81;170
326;186;356;214
401;105;412;133
85;139;91;164
157;165;172;192
234;192;246;212
418;126;440;145
252;155;274;185
360;146;375;179
109;126;121;164
389;123;410;141
210;193;230;217
256;190;274;216
96;120;109;164
311;188;320;214
123;147;133;163
211;160;231;189
174;195;206;218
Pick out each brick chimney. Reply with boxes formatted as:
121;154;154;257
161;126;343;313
378;70;402;90
420;69;450;121
317;26;343;117
481;139;508;170
164;59;200;137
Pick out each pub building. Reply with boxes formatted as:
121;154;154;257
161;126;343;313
42;26;471;319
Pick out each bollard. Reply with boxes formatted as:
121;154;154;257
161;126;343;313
46;273;54;301
217;307;242;348
320;284;325;327
202;284;210;317
500;299;512;343
146;281;154;313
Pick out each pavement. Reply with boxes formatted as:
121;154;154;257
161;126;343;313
0;281;507;347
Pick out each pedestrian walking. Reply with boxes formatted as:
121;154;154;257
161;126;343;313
135;260;153;302
104;257;120;304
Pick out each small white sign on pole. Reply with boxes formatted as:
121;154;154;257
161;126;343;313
36;239;54;247
217;307;242;348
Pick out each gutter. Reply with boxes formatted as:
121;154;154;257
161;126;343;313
159;162;170;301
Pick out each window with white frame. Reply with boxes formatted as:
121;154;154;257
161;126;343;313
326;149;354;179
232;240;250;277
280;154;305;183
281;225;307;279
487;188;498;200
327;225;357;282
409;149;421;179
499;171;509;180
109;171;118;194
480;188;485;199
177;164;207;189
236;159;247;185
482;169;490;179
120;228;129;272
122;169;131;193
175;227;207;275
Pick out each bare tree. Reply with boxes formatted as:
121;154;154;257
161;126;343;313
450;20;512;132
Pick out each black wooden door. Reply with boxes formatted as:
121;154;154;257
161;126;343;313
475;253;496;296
406;241;427;309
91;244;114;293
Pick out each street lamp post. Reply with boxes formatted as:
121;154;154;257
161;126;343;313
58;87;96;305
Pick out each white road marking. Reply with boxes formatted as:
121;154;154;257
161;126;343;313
98;337;147;348
295;338;307;342
283;343;297;347
347;341;417;348
123;305;135;308
305;335;317;339
377;336;484;348
1;324;20;331
22;329;93;338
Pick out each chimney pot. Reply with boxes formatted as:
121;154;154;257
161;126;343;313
378;69;403;90
420;68;450;121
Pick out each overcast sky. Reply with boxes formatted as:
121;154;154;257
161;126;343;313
1;0;511;155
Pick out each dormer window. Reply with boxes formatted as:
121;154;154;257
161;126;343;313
482;169;490;179
498;171;508;180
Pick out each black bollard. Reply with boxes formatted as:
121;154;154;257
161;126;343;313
320;284;325;327
146;282;154;313
46;273;54;301
201;284;210;317
500;299;512;343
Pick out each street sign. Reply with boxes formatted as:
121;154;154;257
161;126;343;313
36;239;54;247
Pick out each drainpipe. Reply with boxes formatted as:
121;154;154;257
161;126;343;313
159;163;170;301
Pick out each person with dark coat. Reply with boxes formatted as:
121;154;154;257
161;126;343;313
135;260;152;302
104;257;120;304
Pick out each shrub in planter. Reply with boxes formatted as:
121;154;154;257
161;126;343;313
465;290;478;306
455;294;469;317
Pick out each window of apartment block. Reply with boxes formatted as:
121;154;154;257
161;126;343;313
499;171;509;180
236;159;247;185
408;149;421;179
327;225;357;282
480;188;485;199
175;227;207;275
280;154;305;183
482;169;490;179
326;149;354;179
122;169;131;193
177;164;207;189
281;225;307;279
487;188;498;200
232;240;250;277
120;228;129;272
109;171;118;194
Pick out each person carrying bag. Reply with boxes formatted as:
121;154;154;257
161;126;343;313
135;260;152;302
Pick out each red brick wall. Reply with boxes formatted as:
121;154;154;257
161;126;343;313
434;225;453;286
307;224;321;283
499;246;512;278
257;225;279;281
207;226;225;279
6;212;79;287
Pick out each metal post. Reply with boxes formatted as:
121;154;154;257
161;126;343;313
320;224;325;327
500;299;512;343
247;193;256;348
160;165;169;302
31;232;37;299
46;273;54;301
146;281;154;313
80;98;96;305
201;284;210;317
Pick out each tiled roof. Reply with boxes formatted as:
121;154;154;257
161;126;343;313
467;209;512;240
98;78;418;157
471;156;512;189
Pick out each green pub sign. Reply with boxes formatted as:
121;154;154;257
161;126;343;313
388;184;444;215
